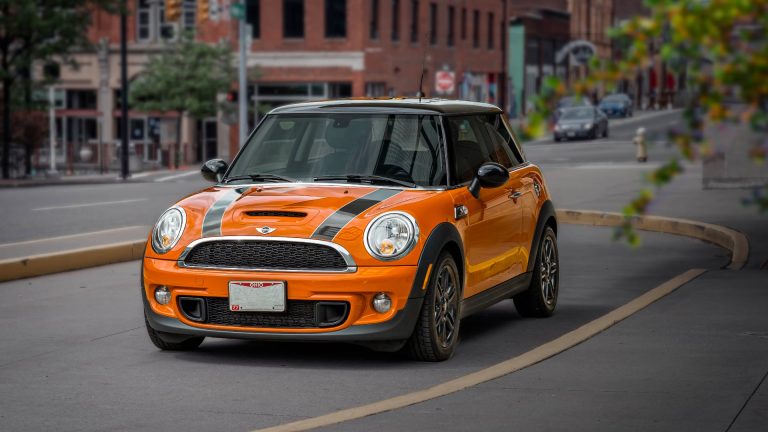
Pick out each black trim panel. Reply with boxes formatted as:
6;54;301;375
408;222;465;299
527;200;557;273
460;272;532;319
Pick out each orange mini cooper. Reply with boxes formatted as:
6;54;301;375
142;98;559;361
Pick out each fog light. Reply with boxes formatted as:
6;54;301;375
154;286;171;305
372;293;391;314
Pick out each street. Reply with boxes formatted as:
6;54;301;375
1;109;766;431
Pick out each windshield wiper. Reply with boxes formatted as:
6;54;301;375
223;173;297;184
313;174;416;188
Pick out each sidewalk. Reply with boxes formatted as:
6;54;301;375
0;166;197;188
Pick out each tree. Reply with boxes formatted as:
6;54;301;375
129;33;234;169
519;0;768;244
0;0;118;179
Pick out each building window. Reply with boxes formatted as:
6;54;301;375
429;3;437;45
283;0;304;38
461;8;466;40
370;0;379;39
325;0;346;38
365;82;387;97
137;0;196;43
447;6;454;46
487;12;494;49
66;90;97;110
410;0;419;43
472;9;479;48
247;0;260;39
136;0;151;42
391;0;400;41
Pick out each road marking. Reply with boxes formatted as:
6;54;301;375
253;268;707;432
31;198;147;211
0;226;148;248
155;170;198;182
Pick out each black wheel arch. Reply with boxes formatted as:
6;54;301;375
408;222;465;299
527;200;558;273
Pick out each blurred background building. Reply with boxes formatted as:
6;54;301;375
28;0;663;176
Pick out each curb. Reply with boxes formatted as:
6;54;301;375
555;209;748;270
0;209;748;283
0;240;146;282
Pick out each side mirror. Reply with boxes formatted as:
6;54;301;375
201;159;228;183
468;162;508;198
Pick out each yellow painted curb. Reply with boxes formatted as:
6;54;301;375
555;209;749;270
0;240;146;283
253;269;707;432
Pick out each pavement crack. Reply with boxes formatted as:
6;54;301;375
724;367;768;432
90;326;142;342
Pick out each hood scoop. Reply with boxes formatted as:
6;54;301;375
244;210;308;218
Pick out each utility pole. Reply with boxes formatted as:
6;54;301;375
235;1;248;148
120;0;129;180
48;86;57;175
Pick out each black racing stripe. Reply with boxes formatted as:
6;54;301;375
311;189;401;241
202;188;247;237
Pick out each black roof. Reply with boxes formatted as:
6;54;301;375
268;98;503;115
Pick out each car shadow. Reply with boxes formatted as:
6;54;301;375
164;300;614;369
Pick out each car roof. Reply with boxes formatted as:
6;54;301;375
268;98;503;115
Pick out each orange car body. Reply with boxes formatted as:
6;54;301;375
142;99;557;353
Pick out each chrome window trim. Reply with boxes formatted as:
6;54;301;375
177;236;357;273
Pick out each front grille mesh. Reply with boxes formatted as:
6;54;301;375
204;298;347;328
182;240;348;270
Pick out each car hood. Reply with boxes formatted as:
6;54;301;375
147;183;439;262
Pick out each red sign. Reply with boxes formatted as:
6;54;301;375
435;70;455;95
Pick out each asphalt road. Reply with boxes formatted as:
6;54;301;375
0;225;728;432
1;108;765;431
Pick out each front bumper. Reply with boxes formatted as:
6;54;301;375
142;257;424;341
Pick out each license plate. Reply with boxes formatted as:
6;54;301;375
228;281;286;312
567;132;575;137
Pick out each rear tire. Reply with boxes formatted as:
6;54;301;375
405;252;461;361
514;227;559;318
145;314;205;351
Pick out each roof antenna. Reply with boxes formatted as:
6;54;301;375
418;33;428;102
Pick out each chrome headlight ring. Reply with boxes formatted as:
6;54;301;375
151;206;187;254
364;211;419;261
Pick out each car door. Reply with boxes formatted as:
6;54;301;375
446;115;523;298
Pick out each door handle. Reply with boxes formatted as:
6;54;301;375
508;191;523;202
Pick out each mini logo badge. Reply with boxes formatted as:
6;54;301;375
258;226;276;235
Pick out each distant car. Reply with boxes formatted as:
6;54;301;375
554;106;609;141
599;93;633;118
554;96;592;120
142;98;559;362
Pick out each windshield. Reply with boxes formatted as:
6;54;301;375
560;107;595;120
227;113;447;187
558;97;590;108
601;95;625;103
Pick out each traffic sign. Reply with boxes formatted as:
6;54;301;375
435;70;455;95
231;2;245;20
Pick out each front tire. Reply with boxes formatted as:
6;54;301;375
145;314;205;351
405;252;461;361
514;227;559;317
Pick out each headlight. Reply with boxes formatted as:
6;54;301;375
151;206;186;254
583;123;593;130
364;212;419;261
554;124;562;131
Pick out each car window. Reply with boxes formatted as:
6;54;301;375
446;115;510;184
479;114;523;167
560;107;595;120
229;114;447;187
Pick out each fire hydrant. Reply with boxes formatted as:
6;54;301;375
633;127;648;163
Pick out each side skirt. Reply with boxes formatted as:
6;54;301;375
459;272;533;319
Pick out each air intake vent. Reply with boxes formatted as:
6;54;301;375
245;210;307;218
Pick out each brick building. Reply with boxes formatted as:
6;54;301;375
41;0;507;173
